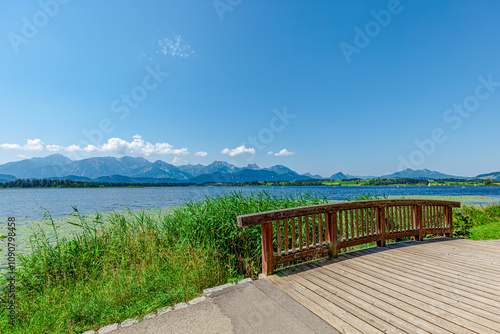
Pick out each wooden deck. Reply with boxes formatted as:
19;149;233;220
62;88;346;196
266;238;500;334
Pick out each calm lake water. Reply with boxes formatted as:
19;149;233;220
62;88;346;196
2;186;500;220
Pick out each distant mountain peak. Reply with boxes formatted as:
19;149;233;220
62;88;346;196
245;163;260;170
381;168;466;179
330;172;347;180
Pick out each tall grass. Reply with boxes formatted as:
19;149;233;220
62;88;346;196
454;203;500;239
0;191;326;333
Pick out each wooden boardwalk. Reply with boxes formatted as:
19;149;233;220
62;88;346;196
266;238;500;334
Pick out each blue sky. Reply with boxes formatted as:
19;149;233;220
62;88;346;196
1;0;500;177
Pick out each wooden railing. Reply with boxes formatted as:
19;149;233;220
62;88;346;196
237;199;461;276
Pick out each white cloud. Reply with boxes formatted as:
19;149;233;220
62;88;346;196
195;151;208;157
0;143;22;150
65;145;82;152
157;34;195;58
267;151;273;155
83;145;99;152
172;156;188;166
0;139;40;151
221;145;256;157
274;149;295;156
46;145;63;151
24;139;45;151
0;135;189;157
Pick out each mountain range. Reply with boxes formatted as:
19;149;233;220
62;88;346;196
0;154;497;183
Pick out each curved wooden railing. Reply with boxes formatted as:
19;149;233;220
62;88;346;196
237;199;461;276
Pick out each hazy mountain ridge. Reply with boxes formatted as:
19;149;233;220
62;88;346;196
476;171;500;181
330;172;348;180
380;168;467;180
0;154;494;183
0;174;17;182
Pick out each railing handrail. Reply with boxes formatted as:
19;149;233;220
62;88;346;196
237;199;461;276
237;199;461;227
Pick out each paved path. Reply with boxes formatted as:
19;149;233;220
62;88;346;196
114;279;337;334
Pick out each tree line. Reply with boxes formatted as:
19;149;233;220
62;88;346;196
0;179;193;188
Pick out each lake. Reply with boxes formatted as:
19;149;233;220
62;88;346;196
2;185;500;220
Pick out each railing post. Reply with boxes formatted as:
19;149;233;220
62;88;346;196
415;205;423;241
444;206;453;238
327;211;339;258
261;222;274;276
376;206;386;247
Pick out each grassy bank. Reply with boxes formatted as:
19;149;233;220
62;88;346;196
454;203;500;239
0;192;327;333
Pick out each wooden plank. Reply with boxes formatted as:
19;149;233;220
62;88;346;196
344;210;349;242
338;211;344;241
401;206;405;231
370;207;375;236
305;215;310;249
266;239;500;334
422;228;448;235
416;205;423;241
298;215;303;252
432;205;436;229
355;209;359;239
276;220;281;256
381;246;500;284
422;206;427;229
312;214;317;248
344;249;500;308
340;254;500;331
347;250;500;316
328;259;499;333
318;213;323;247
430;206;434;229
338;235;380;249
261;222;274;276
291;216;296;253
404;206;408;231
363;208;368;237
411;205;417;235
329;211;338;258
385;230;419;239
397;206;401;232
376;206;386;247
350;209;354;241
238;199;461;227
388;239;500;260
357;247;500;298
275;274;384;333
273;246;329;264
266;275;364;334
391;206;396;233
284;217;289;255
299;263;459;334
310;260;477;334
286;273;402;333
446;206;453;236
